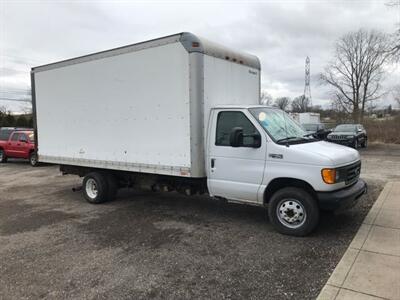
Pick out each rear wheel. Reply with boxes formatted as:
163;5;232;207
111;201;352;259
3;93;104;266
83;172;117;204
268;187;319;236
29;152;38;167
0;149;7;163
106;173;118;200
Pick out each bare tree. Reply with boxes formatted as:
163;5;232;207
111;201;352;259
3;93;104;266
320;29;390;122
291;95;310;113
260;91;273;106
274;97;291;111
386;1;400;62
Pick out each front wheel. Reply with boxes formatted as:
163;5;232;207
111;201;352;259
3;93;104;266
268;187;319;236
0;149;7;163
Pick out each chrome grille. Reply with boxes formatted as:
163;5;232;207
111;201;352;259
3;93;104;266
338;161;361;184
329;135;347;140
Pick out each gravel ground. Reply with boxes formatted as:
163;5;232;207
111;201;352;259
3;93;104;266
0;144;399;300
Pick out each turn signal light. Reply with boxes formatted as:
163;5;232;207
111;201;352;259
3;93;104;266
322;168;336;184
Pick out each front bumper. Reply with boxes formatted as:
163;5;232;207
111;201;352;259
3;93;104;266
327;138;354;147
317;179;367;211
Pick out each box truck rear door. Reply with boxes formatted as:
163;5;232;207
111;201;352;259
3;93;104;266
207;110;266;203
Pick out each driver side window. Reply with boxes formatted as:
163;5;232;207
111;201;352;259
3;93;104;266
11;133;20;141
215;111;259;147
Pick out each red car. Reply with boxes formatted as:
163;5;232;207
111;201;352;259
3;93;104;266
0;129;38;166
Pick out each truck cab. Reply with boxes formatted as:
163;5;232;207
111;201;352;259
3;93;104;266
207;105;366;236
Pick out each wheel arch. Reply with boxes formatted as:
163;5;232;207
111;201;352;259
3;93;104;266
263;177;317;205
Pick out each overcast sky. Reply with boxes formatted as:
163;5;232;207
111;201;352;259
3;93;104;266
0;0;399;113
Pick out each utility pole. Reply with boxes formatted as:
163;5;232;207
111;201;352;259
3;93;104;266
304;56;312;109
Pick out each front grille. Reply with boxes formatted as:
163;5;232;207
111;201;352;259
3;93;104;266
329;135;347;140
338;161;361;184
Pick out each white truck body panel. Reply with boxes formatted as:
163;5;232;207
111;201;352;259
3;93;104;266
35;42;192;173
203;55;260;130
32;33;260;178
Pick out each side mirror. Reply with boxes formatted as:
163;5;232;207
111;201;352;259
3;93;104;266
230;127;243;147
230;127;261;148
251;133;262;148
19;138;27;143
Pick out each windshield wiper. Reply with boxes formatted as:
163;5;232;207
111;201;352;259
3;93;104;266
276;136;303;144
277;136;318;145
303;132;316;137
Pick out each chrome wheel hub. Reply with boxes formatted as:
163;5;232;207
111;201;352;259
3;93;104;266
277;199;306;229
86;178;98;199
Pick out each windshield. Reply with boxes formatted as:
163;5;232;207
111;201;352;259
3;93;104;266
303;124;318;131
334;124;356;132
249;107;313;144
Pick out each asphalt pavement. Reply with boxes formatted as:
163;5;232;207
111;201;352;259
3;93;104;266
0;144;399;299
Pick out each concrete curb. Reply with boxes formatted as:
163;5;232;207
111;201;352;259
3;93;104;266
317;181;400;300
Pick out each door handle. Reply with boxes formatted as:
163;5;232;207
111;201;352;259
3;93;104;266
211;158;215;168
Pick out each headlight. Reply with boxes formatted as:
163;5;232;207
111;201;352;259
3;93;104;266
346;135;354;139
321;168;340;184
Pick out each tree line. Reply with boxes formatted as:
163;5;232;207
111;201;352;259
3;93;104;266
0;107;33;128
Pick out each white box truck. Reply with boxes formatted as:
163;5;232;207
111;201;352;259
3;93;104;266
31;32;366;236
291;112;321;124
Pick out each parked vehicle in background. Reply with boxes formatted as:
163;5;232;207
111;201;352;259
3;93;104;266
0;130;37;166
31;32;367;236
290;112;321;125
327;124;367;149
302;123;332;140
0;127;32;141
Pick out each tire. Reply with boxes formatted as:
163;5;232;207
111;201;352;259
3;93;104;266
0;149;7;163
268;187;319;236
362;138;368;148
29;152;38;167
106;173;118;201
353;139;359;149
83;172;112;204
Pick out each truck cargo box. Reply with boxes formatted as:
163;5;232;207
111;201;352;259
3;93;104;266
32;32;260;177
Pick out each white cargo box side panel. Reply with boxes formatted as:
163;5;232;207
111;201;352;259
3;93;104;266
203;55;260;129
35;43;192;176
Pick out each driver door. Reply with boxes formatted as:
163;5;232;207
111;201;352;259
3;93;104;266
6;132;20;157
207;109;267;203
